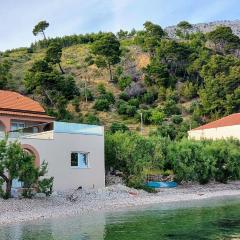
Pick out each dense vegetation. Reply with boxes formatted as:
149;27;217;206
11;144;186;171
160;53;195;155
1;21;240;129
106;132;240;187
1;20;240;186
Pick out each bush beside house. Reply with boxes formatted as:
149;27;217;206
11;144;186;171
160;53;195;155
0;137;53;199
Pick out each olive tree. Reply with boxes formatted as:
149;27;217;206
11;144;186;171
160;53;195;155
0;137;53;199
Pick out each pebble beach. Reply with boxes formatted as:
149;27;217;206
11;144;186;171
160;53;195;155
0;181;240;225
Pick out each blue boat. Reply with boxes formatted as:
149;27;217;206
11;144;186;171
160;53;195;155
146;181;177;188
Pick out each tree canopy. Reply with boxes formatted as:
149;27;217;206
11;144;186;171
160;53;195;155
0;60;12;89
45;42;64;74
33;20;49;40
206;26;240;54
91;33;121;81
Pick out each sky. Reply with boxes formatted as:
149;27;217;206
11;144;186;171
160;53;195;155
0;0;239;51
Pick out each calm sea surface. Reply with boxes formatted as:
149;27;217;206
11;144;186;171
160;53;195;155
0;196;240;240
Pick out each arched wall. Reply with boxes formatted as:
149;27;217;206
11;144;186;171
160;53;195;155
21;144;40;167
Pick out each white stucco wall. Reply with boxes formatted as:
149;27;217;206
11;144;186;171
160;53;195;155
19;132;105;191
188;124;240;140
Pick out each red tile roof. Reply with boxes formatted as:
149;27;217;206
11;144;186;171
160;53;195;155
0;90;53;119
0;90;45;112
192;113;240;130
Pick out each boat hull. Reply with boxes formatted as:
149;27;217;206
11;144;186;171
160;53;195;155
146;181;177;188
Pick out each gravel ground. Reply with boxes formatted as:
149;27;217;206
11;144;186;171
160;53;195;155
0;182;240;225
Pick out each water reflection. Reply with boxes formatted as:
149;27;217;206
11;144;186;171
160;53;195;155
0;197;240;240
0;214;106;240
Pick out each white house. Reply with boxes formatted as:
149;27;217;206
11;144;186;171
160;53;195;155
0;91;105;191
188;113;240;140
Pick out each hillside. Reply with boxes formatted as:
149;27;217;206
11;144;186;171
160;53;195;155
0;20;240;138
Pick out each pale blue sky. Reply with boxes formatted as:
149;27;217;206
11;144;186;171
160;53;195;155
0;0;239;51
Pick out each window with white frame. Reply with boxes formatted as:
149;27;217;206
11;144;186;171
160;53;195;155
71;152;89;168
11;121;25;131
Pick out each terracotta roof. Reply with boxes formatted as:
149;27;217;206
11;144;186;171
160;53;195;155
192;113;240;131
0;90;45;113
0;110;54;120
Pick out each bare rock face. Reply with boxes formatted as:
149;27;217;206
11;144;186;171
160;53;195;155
124;82;146;98
165;20;240;39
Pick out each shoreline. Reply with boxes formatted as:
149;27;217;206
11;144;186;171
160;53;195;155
0;182;240;226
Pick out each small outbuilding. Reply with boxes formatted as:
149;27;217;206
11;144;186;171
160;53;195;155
188;113;240;140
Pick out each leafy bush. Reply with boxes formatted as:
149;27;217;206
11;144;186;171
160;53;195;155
97;83;106;94
205;140;240;183
119;92;130;101
126;105;137;117
180;81;197;100
106;132;240;188
117;100;137;117
150;109;165;125
153;123;177;140
84;113;101;125
142;92;156;104
110;122;129;133
99;92;115;104
167;139;211;183
128;98;140;108
163;99;181;116
167;139;240;184
171;115;183;124
118;76;132;90
94;99;110;111
117;100;128;115
38;177;54;196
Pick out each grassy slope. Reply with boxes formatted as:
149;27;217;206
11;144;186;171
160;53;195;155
1;41;192;134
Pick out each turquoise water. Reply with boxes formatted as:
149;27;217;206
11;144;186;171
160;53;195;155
1;197;240;240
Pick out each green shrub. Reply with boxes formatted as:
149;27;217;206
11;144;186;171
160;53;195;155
180;81;197;100
110;122;129;133
94;99;110;111
105;131;240;187
119;92;129;101
128;98;140;108
115;66;123;76
117;100;128;115
142;92;156;104
167;139;213;183
172;115;183;124
205;140;240;183
150;109;165;125
84;113;101;125
163;99;181;116
167;139;240;184
118;76;132;90
38;177;54;196
126;105;137;117
97;83;106;94
99;92;115;104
